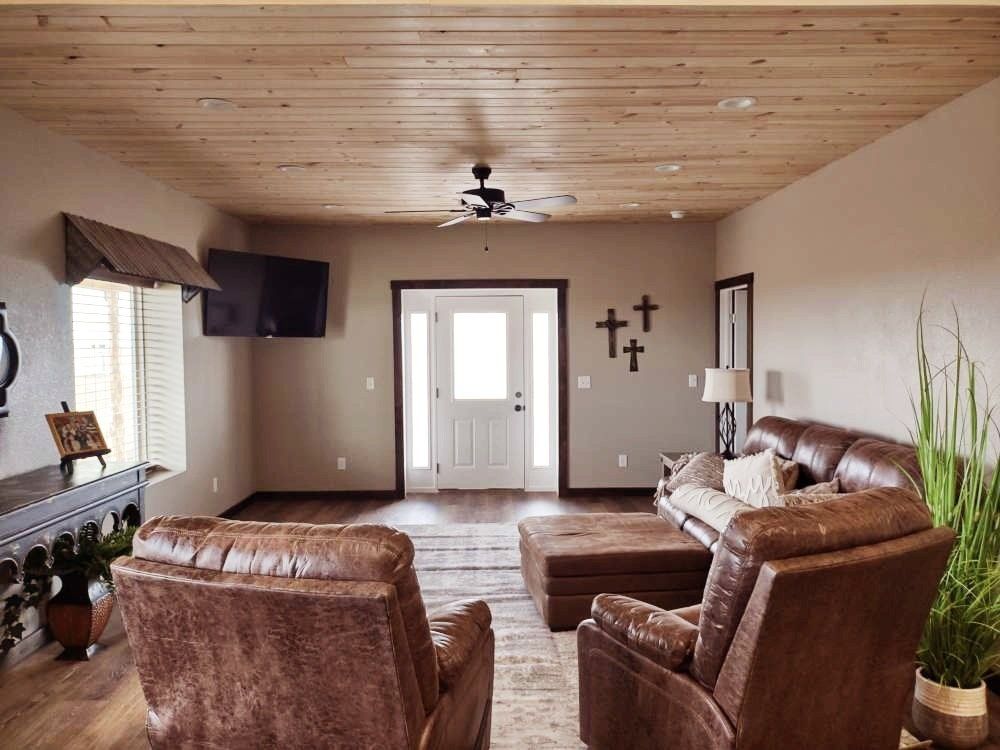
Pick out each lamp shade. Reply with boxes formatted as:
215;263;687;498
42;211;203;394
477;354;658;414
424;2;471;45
702;368;753;403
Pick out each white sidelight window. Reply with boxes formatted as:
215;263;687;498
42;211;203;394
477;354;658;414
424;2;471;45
409;312;430;469
531;312;551;468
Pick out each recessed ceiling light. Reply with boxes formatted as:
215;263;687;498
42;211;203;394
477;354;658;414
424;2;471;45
621;202;641;208
276;164;306;174
670;210;687;220
321;203;341;209
655;164;683;173
717;96;757;111
196;97;236;111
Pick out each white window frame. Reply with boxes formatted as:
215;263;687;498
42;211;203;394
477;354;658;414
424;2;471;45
71;278;187;476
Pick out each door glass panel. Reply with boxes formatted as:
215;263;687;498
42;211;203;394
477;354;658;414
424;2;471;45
531;312;550;467
453;312;507;400
409;312;430;468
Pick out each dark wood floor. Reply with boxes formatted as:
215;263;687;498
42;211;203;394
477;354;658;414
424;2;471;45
1;490;997;749
230;490;656;525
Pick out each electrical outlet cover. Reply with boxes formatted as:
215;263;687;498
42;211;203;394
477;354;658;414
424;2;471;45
577;375;591;389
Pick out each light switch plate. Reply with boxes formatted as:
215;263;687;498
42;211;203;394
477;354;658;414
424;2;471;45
366;376;375;391
688;374;699;388
577;375;592;389
618;454;628;468
337;457;347;470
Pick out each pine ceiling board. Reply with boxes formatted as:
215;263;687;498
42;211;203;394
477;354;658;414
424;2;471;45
0;4;998;223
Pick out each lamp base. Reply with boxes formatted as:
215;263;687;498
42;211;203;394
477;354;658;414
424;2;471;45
718;402;737;458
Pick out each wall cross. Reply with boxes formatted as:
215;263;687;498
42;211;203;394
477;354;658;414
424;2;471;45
623;338;645;372
595;308;628;358
633;295;660;332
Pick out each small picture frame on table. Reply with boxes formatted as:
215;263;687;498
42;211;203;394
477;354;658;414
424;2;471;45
45;408;111;472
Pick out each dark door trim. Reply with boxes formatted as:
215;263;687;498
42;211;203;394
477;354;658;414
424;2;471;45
714;273;755;454
391;279;569;498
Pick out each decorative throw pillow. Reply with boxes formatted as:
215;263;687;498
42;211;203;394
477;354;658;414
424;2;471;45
782;477;840;497
723;449;788;508
780;492;845;508
779;458;800;491
664;452;724;493
669;484;753;534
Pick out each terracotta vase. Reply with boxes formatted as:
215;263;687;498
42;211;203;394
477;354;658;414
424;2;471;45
913;668;989;749
46;572;114;661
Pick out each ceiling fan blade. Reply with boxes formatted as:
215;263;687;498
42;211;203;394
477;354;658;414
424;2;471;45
510;195;577;210
497;209;550;223
461;193;489;208
384;209;466;214
437;214;474;228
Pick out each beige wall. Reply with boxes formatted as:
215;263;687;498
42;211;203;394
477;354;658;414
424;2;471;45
716;76;1000;444
249;222;717;490
0;107;254;517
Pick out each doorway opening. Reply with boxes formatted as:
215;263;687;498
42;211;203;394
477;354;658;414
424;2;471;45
715;273;754;454
392;280;567;496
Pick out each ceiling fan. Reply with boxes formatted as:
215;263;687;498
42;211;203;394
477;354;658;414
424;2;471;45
385;165;577;227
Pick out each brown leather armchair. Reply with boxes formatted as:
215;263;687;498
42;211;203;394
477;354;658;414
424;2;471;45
112;516;494;749
578;488;953;750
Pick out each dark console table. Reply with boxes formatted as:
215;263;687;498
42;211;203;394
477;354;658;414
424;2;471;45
0;462;147;579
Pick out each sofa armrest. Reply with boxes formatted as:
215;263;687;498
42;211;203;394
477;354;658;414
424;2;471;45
429;599;492;691
590;593;698;672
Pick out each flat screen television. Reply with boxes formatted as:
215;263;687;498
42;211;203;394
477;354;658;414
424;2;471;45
203;249;329;338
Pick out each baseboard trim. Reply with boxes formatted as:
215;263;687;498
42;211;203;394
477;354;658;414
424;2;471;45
564;486;654;497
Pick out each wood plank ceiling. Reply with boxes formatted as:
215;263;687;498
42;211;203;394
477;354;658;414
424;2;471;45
0;4;998;224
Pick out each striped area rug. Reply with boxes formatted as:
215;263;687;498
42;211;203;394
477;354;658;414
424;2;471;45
399;523;584;750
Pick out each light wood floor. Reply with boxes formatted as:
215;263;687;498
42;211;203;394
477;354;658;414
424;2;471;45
1;491;997;750
0;492;649;749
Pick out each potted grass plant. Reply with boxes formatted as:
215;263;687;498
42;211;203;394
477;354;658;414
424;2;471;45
910;306;1000;749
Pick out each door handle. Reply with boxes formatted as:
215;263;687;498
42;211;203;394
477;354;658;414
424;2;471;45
515;404;524;412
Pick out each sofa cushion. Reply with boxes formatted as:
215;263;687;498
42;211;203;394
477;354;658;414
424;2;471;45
518;513;712;577
835;438;921;493
791;424;860;485
742;416;810;459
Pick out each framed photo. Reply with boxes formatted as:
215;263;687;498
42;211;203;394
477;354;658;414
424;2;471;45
45;410;109;459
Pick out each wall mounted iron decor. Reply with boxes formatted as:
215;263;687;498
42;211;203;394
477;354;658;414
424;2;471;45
623;338;645;373
633;295;660;332
595;308;628;358
0;303;21;418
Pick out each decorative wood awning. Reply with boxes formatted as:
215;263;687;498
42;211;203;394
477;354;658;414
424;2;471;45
64;213;221;302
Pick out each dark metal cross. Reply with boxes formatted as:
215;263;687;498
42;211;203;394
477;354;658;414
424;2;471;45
595;308;628;358
633;295;660;332
623;338;644;372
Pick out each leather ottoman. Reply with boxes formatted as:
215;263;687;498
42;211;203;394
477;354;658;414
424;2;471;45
518;513;713;630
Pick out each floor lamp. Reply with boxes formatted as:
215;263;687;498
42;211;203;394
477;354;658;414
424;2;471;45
703;368;753;458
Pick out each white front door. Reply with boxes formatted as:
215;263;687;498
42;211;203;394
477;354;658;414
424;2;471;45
435;296;525;489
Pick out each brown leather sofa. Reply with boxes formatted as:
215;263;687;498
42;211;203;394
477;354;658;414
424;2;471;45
578;488;953;750
112;516;494;750
519;416;922;629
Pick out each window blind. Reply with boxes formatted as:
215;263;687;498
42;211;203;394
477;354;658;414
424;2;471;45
72;279;186;473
